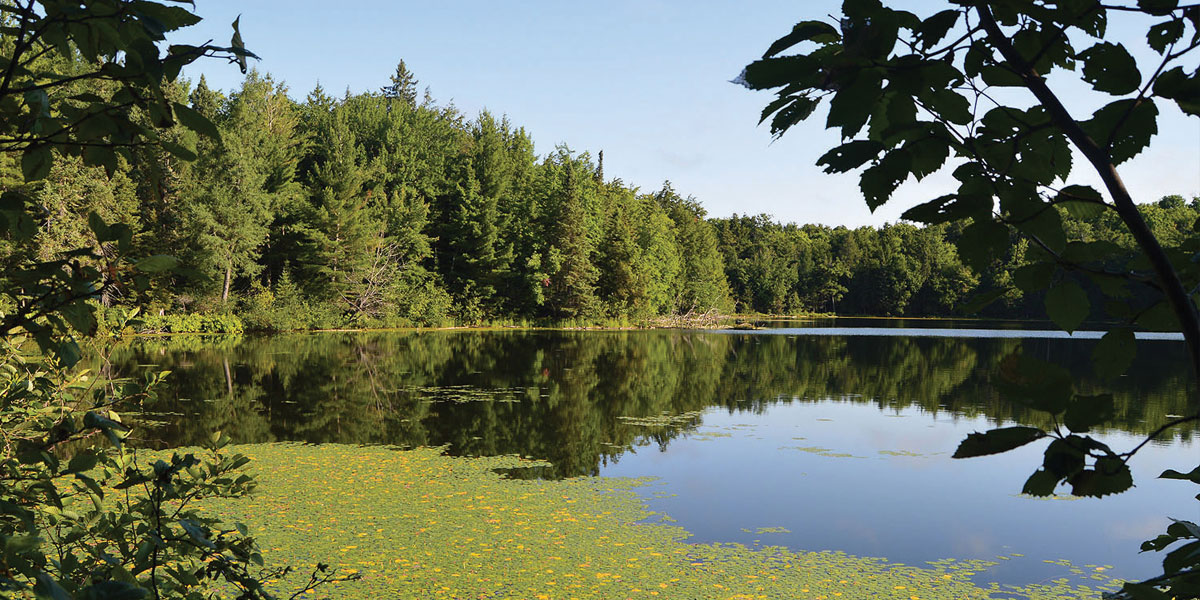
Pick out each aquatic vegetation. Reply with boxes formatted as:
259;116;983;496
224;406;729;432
617;411;704;428
203;444;1119;599
782;446;863;459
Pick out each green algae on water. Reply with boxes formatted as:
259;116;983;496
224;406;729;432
202;444;1121;599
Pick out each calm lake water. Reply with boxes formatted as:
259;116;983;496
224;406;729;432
111;321;1198;588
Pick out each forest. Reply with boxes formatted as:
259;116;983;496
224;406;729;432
6;61;1197;331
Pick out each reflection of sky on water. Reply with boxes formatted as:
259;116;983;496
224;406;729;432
602;400;1198;587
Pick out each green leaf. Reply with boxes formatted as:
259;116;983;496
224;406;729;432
1148;19;1185;53
1067;457;1133;497
996;352;1074;414
927;88;972;125
1160;466;1200;483
1023;469;1060;496
135;255;179;273
1043;438;1086;478
60;302;98;336
827;69;884;138
768;96;820;138
1136;300;1179;331
21;146;52;182
1138;0;1179;16
1017;206;1067;254
1056;184;1107;219
817;141;884;173
68;452;98;473
1081;99;1159;164
918;10;960;49
1013;262;1055;293
1093;328;1136;379
1063;394;1116;433
159;140;197;161
55;341;82;368
859;150;910;211
980;65;1024;87
953;426;1045;458
957;288;1007;314
34;574;71;600
172;101;221;140
1079;42;1141;94
1119;582;1171;600
763;21;839;57
902;194;983;224
232;16;249;74
1163;540;1200;574
87;211;116;243
956;219;1010;273
180;519;216;549
1153;66;1200;116
1045;280;1089;333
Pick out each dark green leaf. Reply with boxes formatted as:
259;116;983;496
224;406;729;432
1056;184;1107;219
859;149;910;211
1162;540;1200;574
953;426;1045;458
1160;466;1200;483
980;65;1024;87
918;10;960;49
1119;582;1171;600
1023;469;1060;496
827;69;884;138
159;139;197;161
956;219;1010;273
1013;262;1055;293
1063;394;1116;433
769;96;820;138
1138;0;1179;16
957;288;1007;314
67;452;98;473
763;21;839;57
1045;280;1089;333
1093;328;1136;379
1153;67;1200;116
60;302;98;336
1136;300;1179;331
172;101;221;140
1068;457;1133;497
1079;42;1141;94
1043;438;1086;478
1081;99;1158;164
34;574;71;600
996;352;1074;413
135;255;179;273
1148;19;1185;53
232;16;249;73
21;146;52;182
817;140;884;173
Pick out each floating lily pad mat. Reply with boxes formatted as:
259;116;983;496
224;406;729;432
204;444;1119;599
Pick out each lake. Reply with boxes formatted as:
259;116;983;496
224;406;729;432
111;320;1197;590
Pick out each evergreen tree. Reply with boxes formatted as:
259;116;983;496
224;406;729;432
301;109;384;317
381;60;419;106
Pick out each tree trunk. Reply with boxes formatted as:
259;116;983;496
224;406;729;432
222;262;232;303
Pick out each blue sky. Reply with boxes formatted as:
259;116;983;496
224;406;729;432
179;1;1200;228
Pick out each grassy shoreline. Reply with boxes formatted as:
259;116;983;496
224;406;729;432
112;312;1061;339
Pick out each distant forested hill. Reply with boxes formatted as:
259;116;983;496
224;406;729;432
8;61;1195;329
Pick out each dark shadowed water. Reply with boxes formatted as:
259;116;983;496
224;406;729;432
108;321;1198;588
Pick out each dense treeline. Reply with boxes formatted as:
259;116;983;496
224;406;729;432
8;61;1198;329
714;196;1200;319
